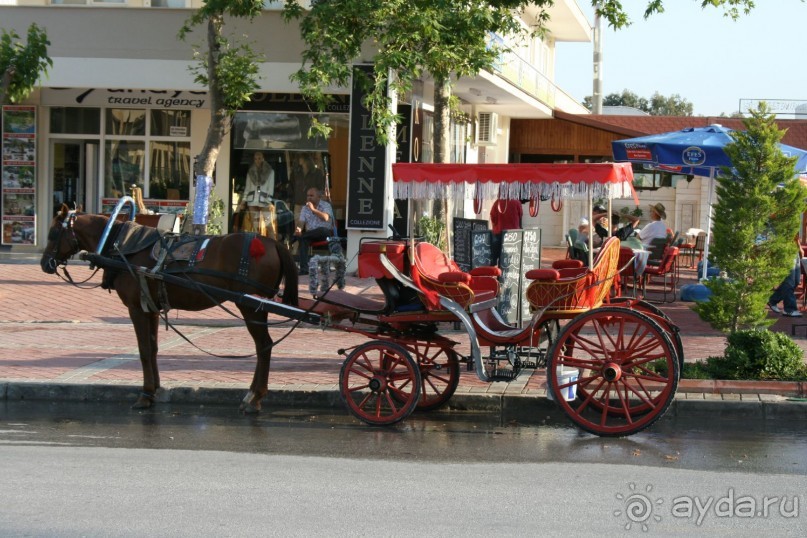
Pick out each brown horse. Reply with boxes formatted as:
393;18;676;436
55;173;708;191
40;204;299;412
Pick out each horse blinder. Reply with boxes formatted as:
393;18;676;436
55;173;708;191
41;212;78;273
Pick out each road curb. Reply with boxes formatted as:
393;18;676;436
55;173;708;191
3;381;806;424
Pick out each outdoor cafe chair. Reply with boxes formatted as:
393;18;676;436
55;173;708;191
642;246;680;303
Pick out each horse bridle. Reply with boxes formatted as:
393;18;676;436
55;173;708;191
43;210;81;273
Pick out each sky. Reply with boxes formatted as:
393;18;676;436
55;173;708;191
554;0;807;117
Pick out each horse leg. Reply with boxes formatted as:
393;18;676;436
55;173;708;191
239;309;272;414
129;307;161;409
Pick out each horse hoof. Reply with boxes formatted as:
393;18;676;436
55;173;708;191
240;403;261;414
239;399;262;414
240;391;262;414
132;397;153;409
132;392;155;409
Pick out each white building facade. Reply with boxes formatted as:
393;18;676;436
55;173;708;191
0;0;592;264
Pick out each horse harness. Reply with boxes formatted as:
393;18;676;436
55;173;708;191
98;222;277;314
45;210;80;268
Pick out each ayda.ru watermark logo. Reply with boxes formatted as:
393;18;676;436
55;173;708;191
614;482;800;530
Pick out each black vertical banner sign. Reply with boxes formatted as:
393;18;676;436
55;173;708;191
392;103;411;237
347;65;386;230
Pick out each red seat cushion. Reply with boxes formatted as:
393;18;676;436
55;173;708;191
437;271;472;284
552;259;584;270
416;242;457;277
469;266;501;277
526;269;560;281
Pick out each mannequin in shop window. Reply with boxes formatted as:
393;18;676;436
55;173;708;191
242;151;277;239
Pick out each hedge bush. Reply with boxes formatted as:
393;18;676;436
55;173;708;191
649;329;807;381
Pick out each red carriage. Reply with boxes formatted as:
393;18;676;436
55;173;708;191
41;162;682;437
306;162;682;436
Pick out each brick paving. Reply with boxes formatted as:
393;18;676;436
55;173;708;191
1;247;805;404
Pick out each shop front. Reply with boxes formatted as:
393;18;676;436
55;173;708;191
227;93;350;240
3;87;206;249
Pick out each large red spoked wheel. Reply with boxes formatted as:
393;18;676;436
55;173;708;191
609;297;685;371
546;308;679;437
406;342;461;411
339;341;421;426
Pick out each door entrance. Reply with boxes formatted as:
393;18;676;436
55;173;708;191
50;141;99;215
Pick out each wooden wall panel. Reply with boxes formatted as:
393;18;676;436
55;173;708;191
510;119;623;160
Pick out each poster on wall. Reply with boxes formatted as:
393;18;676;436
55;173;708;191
2;105;37;246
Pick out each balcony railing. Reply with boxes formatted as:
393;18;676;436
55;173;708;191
488;33;557;108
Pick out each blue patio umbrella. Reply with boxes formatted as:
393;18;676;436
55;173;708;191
612;124;807;279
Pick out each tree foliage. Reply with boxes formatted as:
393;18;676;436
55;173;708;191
178;0;263;182
583;89;694;116
283;0;754;150
283;0;536;153
694;103;807;332
0;23;52;105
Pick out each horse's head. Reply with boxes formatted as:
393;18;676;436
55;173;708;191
40;204;81;274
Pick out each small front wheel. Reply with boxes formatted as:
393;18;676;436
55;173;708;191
407;342;460;411
339;341;421;426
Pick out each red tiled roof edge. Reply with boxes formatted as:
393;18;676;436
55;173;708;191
553;110;807;149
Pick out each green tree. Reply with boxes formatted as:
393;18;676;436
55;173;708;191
0;23;52;104
283;0;533;157
694;103;807;333
647;91;694;116
283;0;752;156
178;0;263;233
583;89;693;115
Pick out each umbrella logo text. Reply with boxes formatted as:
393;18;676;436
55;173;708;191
682;146;706;166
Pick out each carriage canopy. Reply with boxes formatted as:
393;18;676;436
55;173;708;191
392;162;638;203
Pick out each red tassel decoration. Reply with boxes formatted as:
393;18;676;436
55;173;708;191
249;237;266;260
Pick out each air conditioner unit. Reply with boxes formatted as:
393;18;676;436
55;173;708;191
476;112;498;146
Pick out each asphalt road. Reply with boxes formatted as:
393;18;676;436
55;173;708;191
1;401;805;536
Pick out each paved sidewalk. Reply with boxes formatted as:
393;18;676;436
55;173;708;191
1;248;806;424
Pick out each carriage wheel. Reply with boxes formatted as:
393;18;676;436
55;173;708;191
609;297;684;371
546;308;679;437
405;343;460;411
583;305;680;418
339;341;421;426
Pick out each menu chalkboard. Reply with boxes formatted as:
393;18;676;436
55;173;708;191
497;230;523;326
452;218;488;272
471;229;493;269
520;229;541;325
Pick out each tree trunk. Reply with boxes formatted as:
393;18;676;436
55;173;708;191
431;75;451;233
193;16;229;234
433;75;451;165
1;66;16;104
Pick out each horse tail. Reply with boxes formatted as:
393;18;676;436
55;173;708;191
276;240;298;306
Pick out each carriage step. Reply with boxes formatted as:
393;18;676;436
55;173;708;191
488;368;521;382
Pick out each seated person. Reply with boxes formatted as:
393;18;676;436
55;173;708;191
293;187;334;275
578;217;605;249
571;218;594;263
593;210;640;242
638;203;669;248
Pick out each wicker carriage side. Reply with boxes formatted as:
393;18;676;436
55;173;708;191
525;237;621;315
